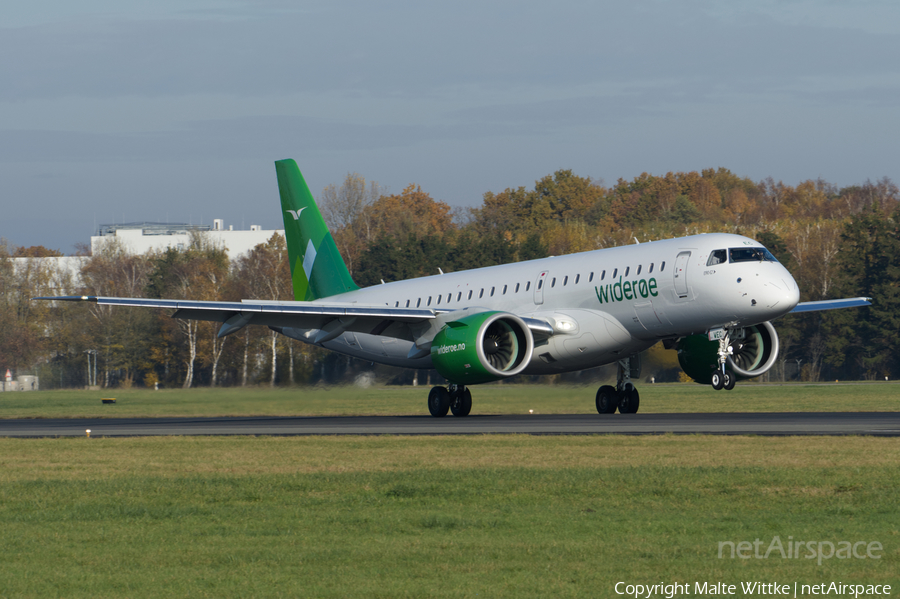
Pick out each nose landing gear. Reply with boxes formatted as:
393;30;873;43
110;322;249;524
710;370;735;391
711;329;737;391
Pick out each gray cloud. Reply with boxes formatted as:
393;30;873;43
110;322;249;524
1;0;899;253
2;1;898;102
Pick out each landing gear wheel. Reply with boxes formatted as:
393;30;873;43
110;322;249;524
723;371;736;391
595;385;618;414
450;387;472;417
617;386;640;414
711;371;724;390
428;386;450;417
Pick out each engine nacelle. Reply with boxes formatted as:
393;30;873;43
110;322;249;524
431;311;534;385
676;321;780;384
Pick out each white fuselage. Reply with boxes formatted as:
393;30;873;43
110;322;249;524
281;233;800;375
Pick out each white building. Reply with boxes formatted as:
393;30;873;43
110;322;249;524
91;219;284;258
9;220;284;292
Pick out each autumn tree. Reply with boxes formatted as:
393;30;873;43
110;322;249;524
836;178;899;217
365;184;454;241
13;246;64;257
146;232;229;388
0;240;74;378
80;238;158;387
230;233;297;386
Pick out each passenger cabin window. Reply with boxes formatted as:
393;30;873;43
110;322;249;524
406;300;410;307
526;281;531;291
563;276;568;286
416;298;421;307
551;277;556;288
490;287;495;297
427;297;432;306
395;301;399;307
729;247;778;263
575;274;580;284
625;267;630;277
612;268;618;278
707;249;727;266
457;292;462;301
515;283;520;293
637;265;642;275
502;284;507;294
479;289;485;298
468;290;473;300
537;280;543;290
660;262;666;272
649;263;654;274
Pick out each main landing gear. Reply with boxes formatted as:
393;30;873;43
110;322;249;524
711;330;737;391
428;384;472;417
595;356;641;415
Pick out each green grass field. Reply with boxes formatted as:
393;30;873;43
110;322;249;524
1;381;899;419
2;386;898;597
1;435;898;597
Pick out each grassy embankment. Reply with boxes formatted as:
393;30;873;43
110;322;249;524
1;381;899;419
0;435;898;597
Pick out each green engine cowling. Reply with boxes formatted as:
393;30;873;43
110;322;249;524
676;321;780;384
431;311;534;385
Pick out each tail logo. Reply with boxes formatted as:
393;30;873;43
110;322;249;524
285;208;306;220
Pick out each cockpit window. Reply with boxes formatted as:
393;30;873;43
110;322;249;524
707;249;727;266
729;247;778;263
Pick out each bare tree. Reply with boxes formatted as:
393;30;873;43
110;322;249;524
231;233;292;386
80;238;156;387
806;333;826;382
319;173;382;274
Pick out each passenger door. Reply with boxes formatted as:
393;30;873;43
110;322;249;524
673;251;691;299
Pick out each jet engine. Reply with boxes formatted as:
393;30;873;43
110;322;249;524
431;311;534;385
676;321;780;384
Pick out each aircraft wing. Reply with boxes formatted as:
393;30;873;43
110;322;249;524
789;297;872;314
35;295;555;343
35;295;437;338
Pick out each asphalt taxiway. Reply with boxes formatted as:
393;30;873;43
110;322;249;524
1;412;899;437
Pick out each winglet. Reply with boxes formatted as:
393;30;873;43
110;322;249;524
275;159;360;301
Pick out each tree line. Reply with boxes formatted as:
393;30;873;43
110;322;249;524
1;167;897;389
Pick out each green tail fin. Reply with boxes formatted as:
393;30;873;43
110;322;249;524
275;159;360;301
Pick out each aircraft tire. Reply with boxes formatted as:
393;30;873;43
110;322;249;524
450;388;472;417
711;371;724;390
595;385;618;414
618;387;640;414
723;371;736;391
428;386;451;417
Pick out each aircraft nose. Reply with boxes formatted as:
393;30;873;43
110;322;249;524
759;273;800;313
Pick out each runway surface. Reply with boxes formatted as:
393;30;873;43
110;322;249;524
2;412;900;437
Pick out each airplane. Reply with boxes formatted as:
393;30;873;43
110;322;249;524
39;159;871;416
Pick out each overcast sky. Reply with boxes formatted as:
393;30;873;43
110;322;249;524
2;0;898;253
